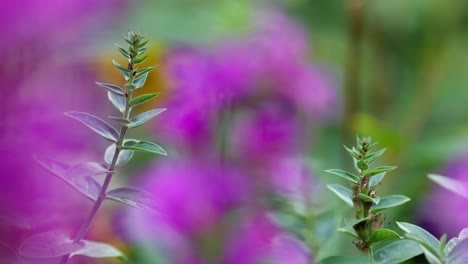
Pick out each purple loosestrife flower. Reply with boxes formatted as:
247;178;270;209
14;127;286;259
421;155;468;237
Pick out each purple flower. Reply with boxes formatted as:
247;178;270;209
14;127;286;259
421;155;468;237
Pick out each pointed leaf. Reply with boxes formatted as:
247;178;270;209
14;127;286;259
396;222;440;253
428;174;468;199
318;256;372;264
367;229;401;244
324;169;359;184
19;231;84;258
128;108;166;128
108;92;126;113
343;145;361;160
133;55;148;64
105;187;158;214
137;46;151;55
37;158;104;201
130;93;159;106
135;66;155;77
112;60;131;80
365;166;397;177
358;193;380;204
370;172;386;187
327;184;353;207
338;223;360;239
95;82;124;95
133;72;148;89
104;144;134;166
115;44;130;58
121;139;167;155
365;148;387;163
65;111;119;142
373;239;423;264
370;195;410;213
70;240;125;260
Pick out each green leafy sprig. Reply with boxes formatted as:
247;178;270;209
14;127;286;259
326;136;409;253
18;30;166;263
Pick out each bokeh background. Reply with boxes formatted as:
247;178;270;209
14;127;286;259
2;0;468;263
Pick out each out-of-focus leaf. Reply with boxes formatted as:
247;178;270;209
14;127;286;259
449;238;468;264
367;229;401;244
358;193;380;204
365;166;397;177
133;72;148;89
112;60;131;80
370;195;410;213
397;222;440;261
327;184;353;207
370;172;386;187
135;66;155;77
121;139;167;155
317;256;372;264
137;46;151;56
105;187;158;214
19;231;84;258
324;169;359;184
428;174;468;200
37;158;104;201
108;92;126;113
104;144;134;166
130;93;159;106
128;108;166;128
95;82;124;95
373;239;423;264
70;240;125;260
65;111;119;142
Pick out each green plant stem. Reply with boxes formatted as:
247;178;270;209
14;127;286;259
60;83;134;264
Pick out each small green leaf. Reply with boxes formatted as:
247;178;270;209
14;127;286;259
338;220;360;239
370;195;410;213
343;145;361;160
370;172;386;187
95;82;124;95
357;160;369;171
324;169;359;184
115;44;130;59
327;184;353;207
358;193;380;204
133;55;148;64
365;166;397;177
130;93;159;106
373;239;423;264
128;108;166;128
137;46;151;55
428;174;468;199
365;148;387;163
112;60;131;80
65;111;119;142
70;240;126;260
367;229;401;244
134;72;149;89
135;66;156;77
121;139;167;155
108;92;126;113
318;256;372;264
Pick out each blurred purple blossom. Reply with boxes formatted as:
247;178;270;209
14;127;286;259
421;155;468;238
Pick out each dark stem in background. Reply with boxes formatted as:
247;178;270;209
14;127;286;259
343;0;365;146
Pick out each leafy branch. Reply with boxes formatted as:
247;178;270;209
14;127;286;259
18;30;166;263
